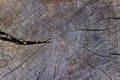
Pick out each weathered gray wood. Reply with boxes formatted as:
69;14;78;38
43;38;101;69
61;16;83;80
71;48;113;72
0;0;120;80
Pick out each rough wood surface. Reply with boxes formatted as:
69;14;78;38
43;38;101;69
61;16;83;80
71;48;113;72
0;0;120;80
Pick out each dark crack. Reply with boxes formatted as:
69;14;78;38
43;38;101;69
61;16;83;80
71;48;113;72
103;17;120;20
109;52;120;56
76;28;110;31
66;64;72;80
0;31;50;45
83;46;109;57
36;67;46;80
2;44;47;77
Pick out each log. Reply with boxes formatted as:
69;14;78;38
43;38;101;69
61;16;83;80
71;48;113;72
0;0;120;80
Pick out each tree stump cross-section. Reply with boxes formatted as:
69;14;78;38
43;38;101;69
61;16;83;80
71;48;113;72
0;0;120;80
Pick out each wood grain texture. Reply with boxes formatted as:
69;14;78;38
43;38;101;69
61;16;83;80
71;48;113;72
0;0;120;80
